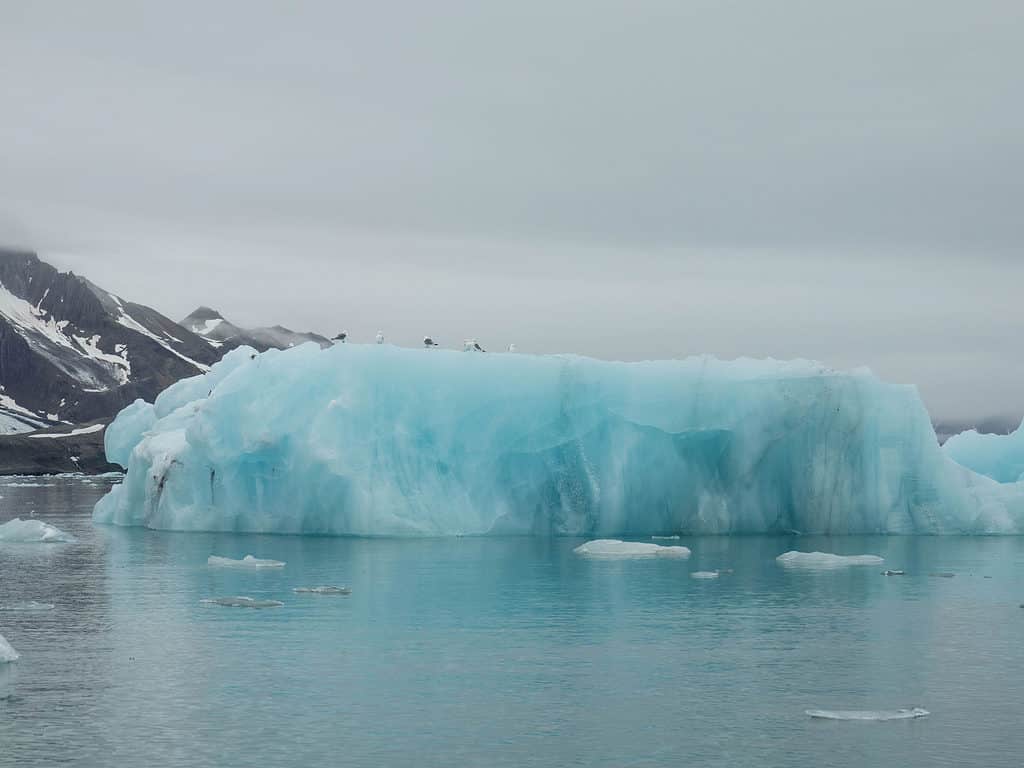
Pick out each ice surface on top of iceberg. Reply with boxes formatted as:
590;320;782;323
574;539;692;558
806;708;929;720
207;555;285;568
0;518;75;543
0;632;18;663
93;343;1024;536
943;419;1024;483
776;551;884;568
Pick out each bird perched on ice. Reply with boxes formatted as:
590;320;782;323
423;337;439;348
463;339;485;352
332;331;347;344
507;343;517;353
375;331;385;345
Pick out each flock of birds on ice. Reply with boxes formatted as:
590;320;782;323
331;331;513;354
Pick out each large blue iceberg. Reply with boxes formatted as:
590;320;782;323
942;420;1024;484
93;344;1024;535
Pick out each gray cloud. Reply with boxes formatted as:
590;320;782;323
1;1;1022;422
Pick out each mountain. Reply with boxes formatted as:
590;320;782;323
0;248;220;431
180;306;330;352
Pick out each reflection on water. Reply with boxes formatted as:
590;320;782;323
1;476;1023;767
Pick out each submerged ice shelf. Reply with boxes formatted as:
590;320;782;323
94;343;1024;536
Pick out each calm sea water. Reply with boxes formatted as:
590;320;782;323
1;476;1022;767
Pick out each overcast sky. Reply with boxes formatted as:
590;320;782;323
1;1;1021;422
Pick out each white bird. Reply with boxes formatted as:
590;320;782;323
423;336;439;348
507;343;517;353
375;331;385;345
463;339;485;352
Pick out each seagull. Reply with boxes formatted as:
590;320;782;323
463;339;485;352
423;336;439;348
332;331;347;344
375;331;385;345
507;343;517;353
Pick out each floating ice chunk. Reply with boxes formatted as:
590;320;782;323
776;551;883;569
690;570;720;579
207;555;285;568
292;586;352;595
881;569;905;576
0;601;55;611
806;708;929;721
0;632;18;663
200;597;284;609
0;518;75;543
651;535;681;540
574;539;691;558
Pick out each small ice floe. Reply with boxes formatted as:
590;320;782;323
207;555;285;568
200;597;284;609
881;570;906;576
0;632;19;663
574;539;691;559
651;535;681;540
929;572;955;578
0;518;75;543
292;586;351;595
690;571;720;579
806;708;929;721
0;601;55;612
776;551;883;569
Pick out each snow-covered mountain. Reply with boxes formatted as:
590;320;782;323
0;248;220;432
180;306;330;352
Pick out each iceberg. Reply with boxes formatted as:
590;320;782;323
806;708;929;721
104;398;157;468
0;632;18;663
574;539;692;558
207;555;285;568
200;596;284;609
92;343;1024;536
776;551;884;568
943;419;1024;483
0;518;75;543
292;586;351;595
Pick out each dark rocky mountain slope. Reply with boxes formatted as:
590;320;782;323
0;248;219;430
181;306;330;352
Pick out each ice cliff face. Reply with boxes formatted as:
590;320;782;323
93;344;1024;536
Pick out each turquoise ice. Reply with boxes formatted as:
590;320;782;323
943;419;1024;483
93;343;1024;535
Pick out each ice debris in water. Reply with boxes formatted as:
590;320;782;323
776;551;884;568
651;535;681;540
0;632;19;663
806;708;929;721
207;555;285;568
200;597;284;609
0;518;75;543
574;539;691;558
0;601;55;611
292;586;351;595
92;343;1024;536
881;569;905;576
690;571;720;579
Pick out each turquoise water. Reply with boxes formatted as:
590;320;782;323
2;476;1023;767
